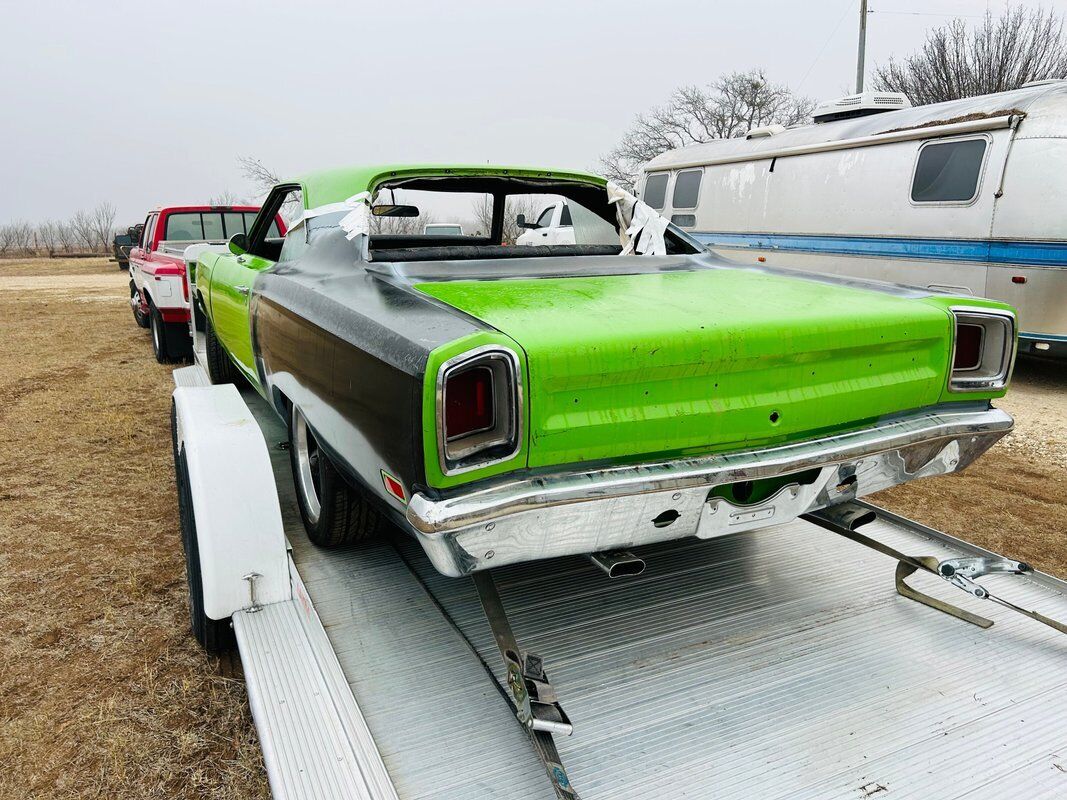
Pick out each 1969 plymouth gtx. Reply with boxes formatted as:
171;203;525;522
194;164;1017;577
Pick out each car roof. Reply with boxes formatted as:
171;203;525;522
292;164;607;210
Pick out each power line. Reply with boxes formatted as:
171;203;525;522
869;8;987;18
796;0;858;94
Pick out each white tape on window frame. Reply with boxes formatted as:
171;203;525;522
606;181;667;256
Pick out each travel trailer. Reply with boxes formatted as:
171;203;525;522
639;82;1067;359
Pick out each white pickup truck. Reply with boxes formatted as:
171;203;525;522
128;205;266;362
516;199;575;246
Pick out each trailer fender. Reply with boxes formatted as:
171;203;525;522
172;384;290;619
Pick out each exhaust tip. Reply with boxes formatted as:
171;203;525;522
588;550;646;578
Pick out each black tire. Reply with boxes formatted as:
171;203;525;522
150;304;170;363
205;318;237;384
174;416;235;655
289;403;381;547
131;283;150;329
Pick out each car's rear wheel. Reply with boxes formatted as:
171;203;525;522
205;318;237;384
131;283;149;328
289;403;381;547
173;403;235;655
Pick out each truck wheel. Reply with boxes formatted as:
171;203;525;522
174;425;235;655
150;304;171;364
131;283;150;328
205;318;237;384
290;404;381;547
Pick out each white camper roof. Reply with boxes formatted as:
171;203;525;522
644;82;1067;171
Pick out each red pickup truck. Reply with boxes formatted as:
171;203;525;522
129;205;281;362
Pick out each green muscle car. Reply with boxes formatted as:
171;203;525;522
194;163;1017;577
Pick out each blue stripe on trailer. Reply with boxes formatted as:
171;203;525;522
1020;331;1067;342
695;232;1067;268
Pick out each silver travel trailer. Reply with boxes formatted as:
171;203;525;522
638;82;1067;359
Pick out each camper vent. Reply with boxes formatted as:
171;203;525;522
813;91;911;123
745;124;786;139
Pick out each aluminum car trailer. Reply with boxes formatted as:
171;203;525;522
171;340;1067;798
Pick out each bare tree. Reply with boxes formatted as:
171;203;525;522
70;209;97;252
58;221;78;254
0;224;15;256
209;189;240;206
473;196;495;240
238;155;281;196
874;8;1067;105
368;210;437;235
6;221;35;255
36;220;66;257
90;202;117;253
599;69;815;188
470;195;545;244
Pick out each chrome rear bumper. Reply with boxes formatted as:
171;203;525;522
406;406;1012;577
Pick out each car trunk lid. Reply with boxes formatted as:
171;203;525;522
416;266;952;469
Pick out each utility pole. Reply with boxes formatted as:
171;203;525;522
856;0;868;93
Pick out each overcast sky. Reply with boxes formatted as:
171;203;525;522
1;0;1063;224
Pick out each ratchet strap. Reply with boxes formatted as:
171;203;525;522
472;570;579;800
803;502;1067;636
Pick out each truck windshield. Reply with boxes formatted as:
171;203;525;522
163;211;269;241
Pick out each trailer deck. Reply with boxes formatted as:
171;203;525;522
175;365;1067;799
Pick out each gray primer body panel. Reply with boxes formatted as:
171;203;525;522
252;227;490;499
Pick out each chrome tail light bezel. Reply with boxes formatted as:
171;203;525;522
436;345;523;475
948;307;1016;392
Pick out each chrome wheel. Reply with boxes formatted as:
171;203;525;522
151;312;162;352
292;406;322;525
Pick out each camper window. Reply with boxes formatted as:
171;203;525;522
911;138;987;204
672;169;702;209
643;173;669;210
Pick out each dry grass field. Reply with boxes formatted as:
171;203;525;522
0;257;1063;799
0;258;268;800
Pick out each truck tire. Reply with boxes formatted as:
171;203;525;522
131;283;150;328
150;304;171;364
174;419;235;655
289;403;381;548
205;318;238;385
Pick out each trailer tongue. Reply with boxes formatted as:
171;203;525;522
171;364;1067;799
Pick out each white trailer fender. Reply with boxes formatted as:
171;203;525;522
173;384;290;619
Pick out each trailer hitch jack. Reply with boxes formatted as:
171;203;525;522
804;502;1067;636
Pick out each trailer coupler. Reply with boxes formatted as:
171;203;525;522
803;502;1067;636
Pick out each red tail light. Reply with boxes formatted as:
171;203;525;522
444;367;494;440
437;348;521;474
953;323;984;371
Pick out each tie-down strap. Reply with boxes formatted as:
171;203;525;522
472;570;579;800
803;502;1067;636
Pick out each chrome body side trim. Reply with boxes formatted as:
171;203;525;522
406;406;1012;577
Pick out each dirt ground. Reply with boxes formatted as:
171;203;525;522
0;258;268;800
0;257;1063;799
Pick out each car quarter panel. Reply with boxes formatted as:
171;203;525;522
251;229;492;508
